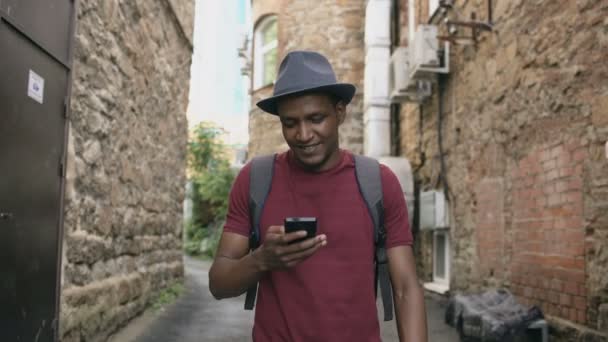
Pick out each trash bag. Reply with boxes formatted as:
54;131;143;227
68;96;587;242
445;289;544;342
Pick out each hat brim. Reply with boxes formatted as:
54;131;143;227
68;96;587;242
256;83;356;115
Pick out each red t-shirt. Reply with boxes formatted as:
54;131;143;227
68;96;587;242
224;150;413;342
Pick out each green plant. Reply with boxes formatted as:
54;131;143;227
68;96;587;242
185;122;236;258
151;282;184;311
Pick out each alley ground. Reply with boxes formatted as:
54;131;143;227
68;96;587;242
110;257;459;342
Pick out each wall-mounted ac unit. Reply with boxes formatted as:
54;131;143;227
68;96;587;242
390;47;433;103
420;190;449;230
389;47;417;102
409;25;450;81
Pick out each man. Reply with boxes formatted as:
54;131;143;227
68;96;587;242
209;50;427;341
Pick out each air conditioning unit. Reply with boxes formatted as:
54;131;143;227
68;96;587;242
420;190;449;230
389;47;417;102
409;25;450;80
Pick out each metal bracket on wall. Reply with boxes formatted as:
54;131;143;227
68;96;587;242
436;0;494;46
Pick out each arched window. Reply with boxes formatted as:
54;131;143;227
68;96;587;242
254;16;278;89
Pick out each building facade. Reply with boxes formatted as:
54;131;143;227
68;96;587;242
59;1;194;340
247;0;608;340
389;0;608;340
248;0;367;157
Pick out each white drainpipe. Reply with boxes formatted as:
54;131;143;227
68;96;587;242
364;0;392;158
364;0;414;225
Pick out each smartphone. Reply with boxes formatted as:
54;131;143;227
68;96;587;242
284;217;317;244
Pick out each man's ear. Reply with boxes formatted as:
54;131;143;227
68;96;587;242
336;101;346;125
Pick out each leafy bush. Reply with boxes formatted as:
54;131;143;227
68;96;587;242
151;282;185;312
185;122;236;258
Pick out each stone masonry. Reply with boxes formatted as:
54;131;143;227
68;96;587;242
398;0;608;339
59;0;194;341
248;0;366;158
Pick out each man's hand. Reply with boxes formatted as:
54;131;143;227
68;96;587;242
253;225;327;271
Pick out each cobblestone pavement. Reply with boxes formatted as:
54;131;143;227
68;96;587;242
129;256;459;342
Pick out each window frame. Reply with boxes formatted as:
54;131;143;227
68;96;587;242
432;228;451;286
253;15;278;90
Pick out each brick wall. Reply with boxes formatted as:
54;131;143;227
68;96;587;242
510;141;587;324
398;0;608;337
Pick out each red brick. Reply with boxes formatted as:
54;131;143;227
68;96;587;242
555;180;568;193
554;218;583;230
564;281;578;295
543;159;557;170
511;168;520;179
562;191;582;204
562;242;585;257
577;310;586;324
560;228;584;241
540;220;553;229
551;279;563;291
569;308;578;322
557;153;571;166
548;193;562;206
560;306;569;318
540;150;553;162
559;166;575;178
554;269;585;282
529;188;543;197
548;291;560;304
573;296;586;310
568;178;583;190
573;149;587;162
546;169;560;181
543;183;555;195
574;258;585;270
551;145;565;158
553;256;577;269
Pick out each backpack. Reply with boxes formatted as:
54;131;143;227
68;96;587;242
244;154;394;321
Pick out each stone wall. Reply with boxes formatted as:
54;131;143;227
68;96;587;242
59;0;193;340
399;0;608;339
248;0;366;158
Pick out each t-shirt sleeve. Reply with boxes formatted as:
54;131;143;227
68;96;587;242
222;162;252;237
380;164;413;249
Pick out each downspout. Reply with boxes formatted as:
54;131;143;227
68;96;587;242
363;0;392;158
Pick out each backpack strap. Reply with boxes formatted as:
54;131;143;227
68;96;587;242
244;154;276;310
354;155;393;322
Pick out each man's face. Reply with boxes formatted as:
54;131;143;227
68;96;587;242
277;93;345;172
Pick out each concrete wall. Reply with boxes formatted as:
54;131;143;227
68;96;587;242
59;0;194;340
248;0;366;158
398;0;608;339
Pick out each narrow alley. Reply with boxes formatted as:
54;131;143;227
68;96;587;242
120;257;459;342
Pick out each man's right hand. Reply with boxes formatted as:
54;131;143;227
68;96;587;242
253;225;327;271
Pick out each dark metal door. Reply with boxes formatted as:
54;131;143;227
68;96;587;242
0;1;76;341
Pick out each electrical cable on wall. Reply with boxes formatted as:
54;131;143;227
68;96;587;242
436;73;451;202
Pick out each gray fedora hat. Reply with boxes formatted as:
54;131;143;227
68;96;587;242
256;50;356;115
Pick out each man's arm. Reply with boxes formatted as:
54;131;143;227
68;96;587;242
388;245;428;342
208;227;327;299
208;231;262;299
